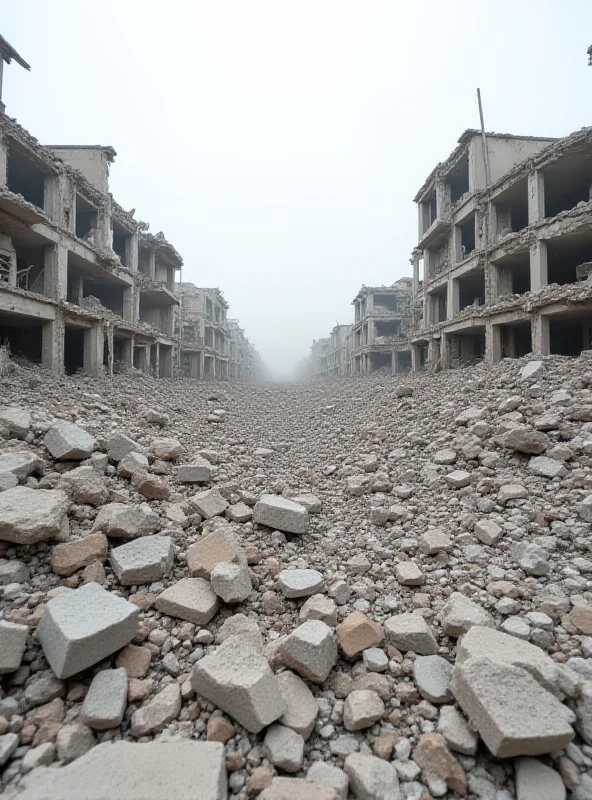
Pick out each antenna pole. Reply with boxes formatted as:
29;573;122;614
477;88;491;187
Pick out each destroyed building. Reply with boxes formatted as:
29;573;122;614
176;283;229;379
410;127;592;370
350;278;413;375
311;337;331;379
328;324;352;377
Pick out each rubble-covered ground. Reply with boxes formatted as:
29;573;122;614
2;354;592;799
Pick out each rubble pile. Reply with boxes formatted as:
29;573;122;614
1;353;592;798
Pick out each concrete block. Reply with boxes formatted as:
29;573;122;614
17;740;227;800
186;528;243;578
50;533;108;576
253;494;309;534
277;670;318;739
515;757;566;800
109;535;174;585
441;592;495;637
156;577;219;625
384;613;438;655
190;488;228;518
81;668;127;729
178;458;213;483
281;620;337;684
211;562;252;603
343;753;400;800
277;569;324;598
92;502;161;539
44;422;96;461
0;451;44;481
0;486;70;544
37;582;139;679
306;762;349;800
0;620;28;674
263;724;304;773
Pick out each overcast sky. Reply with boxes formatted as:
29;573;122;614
4;1;592;377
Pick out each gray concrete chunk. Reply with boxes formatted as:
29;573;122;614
0;451;44;481
278;569;324;598
413;655;453;703
211;562;252;603
277;670;318;739
178;458;213;483
437;705;478;755
44;421;96;460
192;632;285;733
92;502;161;539
131;683;181;736
451;656;574;757
0;406;30;438
81;668;127;730
117;451;149;478
384;613;438;655
190;488;228;518
344;753;400;800
441;592;495;637
263;723;304;773
0;486;69;544
515;757;566;800
307;762;349;800
0;620;27;674
109;535;174;585
156;577;219;625
37;582;139;678
281;620;337;683
107;432;144;462
17;740;227;800
253;494;309;534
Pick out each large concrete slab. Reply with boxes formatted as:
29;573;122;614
17;740;227;800
0;487;70;544
253;495;309;534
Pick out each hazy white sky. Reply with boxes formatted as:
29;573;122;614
4;1;592;376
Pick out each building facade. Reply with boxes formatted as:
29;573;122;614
410;128;592;371
176;283;230;380
328;324;351;377
0;117;181;377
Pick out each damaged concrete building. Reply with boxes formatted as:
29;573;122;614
328;324;352;377
410;127;592;370
0;116;182;377
350;278;413;375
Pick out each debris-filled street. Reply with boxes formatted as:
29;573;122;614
0;354;591;798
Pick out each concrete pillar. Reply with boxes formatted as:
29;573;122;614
153;343;160;377
0;134;7;186
528;170;545;224
440;332;451;369
126;233;139;273
144;344;151;375
122;286;133;321
447;278;459;320
493;263;513;299
368;319;375;344
452;225;462;264
412;250;421;301
97;199;111;251
43;175;61;224
42;319;62;372
427;338;436;369
121;336;133;366
391;349;396;375
71;274;83;306
160;346;172;378
148;252;156;281
533;313;550;357
530;240;548;292
44;242;68;301
83;323;103;376
488;322;502;365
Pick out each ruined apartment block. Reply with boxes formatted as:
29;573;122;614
350;278;413;375
311;337;331;379
411;127;592;370
328;324;352;377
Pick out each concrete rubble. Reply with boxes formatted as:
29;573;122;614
0;353;592;797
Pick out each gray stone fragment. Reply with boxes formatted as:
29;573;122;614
109;535;174;585
21;742;55;773
190;488;229;518
56;723;94;764
451;656;574;757
253;494;309;534
384;613;438;655
513;543;550;576
441;592;495;637
413;655;453;703
281;620;337;683
263;723;304;773
277;569;324;598
24;671;65;707
44;422;96;460
344;753;400;800
419;529;452;555
497;425;550;455
130;683;181;736
474;519;503;546
117;451;149;478
0;406;30;438
292;493;322;513
0;620;28;674
445;470;471;488
0;486;69;544
156;578;219;625
330;735;359;757
192;632;285;733
578;494;592;522
307;761;349;800
178;458;213;483
225;502;253;522
343;689;385;731
37;582;139;678
277;670;318;739
362;647;388;672
92;502;161;539
107;432;143;462
520;360;544;380
514;757;566;800
394;561;424;585
211;562;252;603
437;705;477;755
501;617;531;640
0;558;28;585
59;466;109;506
0;732;19;766
529;456;567;479
81;668;127;729
0;473;17;492
18;740;227;800
0;451;44;481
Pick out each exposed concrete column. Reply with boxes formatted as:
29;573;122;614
44;242;68;301
452;225;462;265
487;322;502;365
148;252;156;281
492;262;513;299
528;170;545;224
530;240;548;292
447;278;458;320
160;346;172;378
427;338;436;370
367;319;375;344
42;318;63;373
122;286;133;321
532;313;550;357
506;327;516;359
126;233;139;273
97;197;111;251
153;343;160;377
411;344;419;373
144;344;151;375
440;332;451;369
121;337;133;366
83;323;103;377
43;175;61;224
71;274;83;306
0;133;7;186
411;250;421;301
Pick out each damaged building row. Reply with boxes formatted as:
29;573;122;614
0;37;262;381
307;123;592;378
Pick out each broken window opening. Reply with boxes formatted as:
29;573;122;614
459;217;476;261
425;244;448;279
64;327;85;374
205;298;213;321
12;243;45;294
6;146;46;210
374;293;398;313
395;350;412;372
0;317;42;363
429;289;447;324
421;191;438;233
501;323;532;359
375;320;401;338
544;154;592;218
458;270;485;312
447;155;470;205
451;332;485;364
550;318;592;357
369;352;392;372
75;194;98;241
548;235;592;286
112;222;131;267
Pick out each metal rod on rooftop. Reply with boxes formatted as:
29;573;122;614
477;88;492;188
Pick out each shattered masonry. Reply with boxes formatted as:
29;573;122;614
306;126;592;377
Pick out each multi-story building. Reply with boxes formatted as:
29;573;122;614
0;117;181;378
328;324;351;377
350;279;413;375
176;283;229;380
228;319;248;381
311;337;330;379
410;127;592;370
